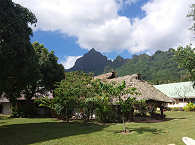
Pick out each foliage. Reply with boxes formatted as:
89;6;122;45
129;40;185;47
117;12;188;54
134;99;147;117
97;81;137;131
193;4;195;31
33;42;65;91
184;103;195;111
53;81;78;121
119;97;136;115
0;0;37;104
175;45;195;85
0;1;64;115
22;42;65;100
39;72;95;121
38;71;141;125
9;41;64;117
11;103;38;118
104;56;128;73
13;42;64;117
114;49;189;84
188;4;195;31
80;97;99;120
95;96;115;122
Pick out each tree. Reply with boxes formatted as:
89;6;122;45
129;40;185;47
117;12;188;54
80;97;99;120
98;81;137;132
0;0;37;106
40;72;94;121
193;4;195;31
175;45;195;86
188;4;195;32
8;41;65;117
22;42;65;102
33;42;65;92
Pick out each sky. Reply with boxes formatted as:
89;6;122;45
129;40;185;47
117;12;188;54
13;0;195;69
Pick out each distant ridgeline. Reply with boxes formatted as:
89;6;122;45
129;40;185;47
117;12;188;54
65;48;190;84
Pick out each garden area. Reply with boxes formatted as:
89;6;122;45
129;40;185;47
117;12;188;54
0;111;195;145
1;1;195;145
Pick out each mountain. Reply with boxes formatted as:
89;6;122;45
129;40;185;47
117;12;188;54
104;56;128;73
114;49;190;84
66;48;108;75
66;48;190;84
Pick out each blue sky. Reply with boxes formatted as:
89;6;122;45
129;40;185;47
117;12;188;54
30;0;148;60
15;0;194;69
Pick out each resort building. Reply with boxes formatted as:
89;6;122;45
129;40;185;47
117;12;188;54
154;82;195;108
95;72;174;117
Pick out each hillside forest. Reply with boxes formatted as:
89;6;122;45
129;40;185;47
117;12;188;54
66;48;190;84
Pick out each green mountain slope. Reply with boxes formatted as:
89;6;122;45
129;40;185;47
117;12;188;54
114;49;189;84
66;48;189;84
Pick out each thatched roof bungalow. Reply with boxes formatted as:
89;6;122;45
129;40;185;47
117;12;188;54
95;72;174;103
95;72;175;119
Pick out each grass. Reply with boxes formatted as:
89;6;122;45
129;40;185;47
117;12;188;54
0;112;195;145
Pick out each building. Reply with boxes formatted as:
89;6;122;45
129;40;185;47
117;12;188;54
0;92;53;115
95;72;174;103
154;82;195;108
95;73;174;117
0;97;11;114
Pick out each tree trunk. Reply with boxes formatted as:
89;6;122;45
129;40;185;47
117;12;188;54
117;105;122;122
160;106;164;119
122;116;126;133
129;108;134;121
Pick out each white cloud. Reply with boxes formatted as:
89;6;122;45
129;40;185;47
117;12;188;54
61;56;82;69
129;0;195;53
14;0;194;54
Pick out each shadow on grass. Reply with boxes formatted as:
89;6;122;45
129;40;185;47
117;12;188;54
113;127;165;135
128;127;165;134
164;117;186;121
0;121;109;145
134;117;186;123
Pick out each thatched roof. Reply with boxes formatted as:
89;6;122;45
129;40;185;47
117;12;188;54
94;72;116;80
95;73;174;103
0;92;53;103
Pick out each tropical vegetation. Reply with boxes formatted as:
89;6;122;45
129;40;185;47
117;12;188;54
0;0;64;116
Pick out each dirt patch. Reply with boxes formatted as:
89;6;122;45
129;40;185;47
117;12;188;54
119;130;134;135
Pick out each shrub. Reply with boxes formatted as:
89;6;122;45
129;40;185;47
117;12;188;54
80;97;99;121
184;103;195;111
11;102;38;118
134;100;147;117
95;99;116;123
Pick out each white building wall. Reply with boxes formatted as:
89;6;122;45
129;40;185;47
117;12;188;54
168;102;187;108
1;103;12;114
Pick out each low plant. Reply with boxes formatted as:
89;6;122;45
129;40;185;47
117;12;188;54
184;103;195;111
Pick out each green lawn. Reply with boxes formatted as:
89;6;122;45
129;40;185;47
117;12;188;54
0;112;195;145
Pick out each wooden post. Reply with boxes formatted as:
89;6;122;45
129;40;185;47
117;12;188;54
160;106;164;119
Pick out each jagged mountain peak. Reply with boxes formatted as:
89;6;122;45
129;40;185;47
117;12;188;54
66;48;108;75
